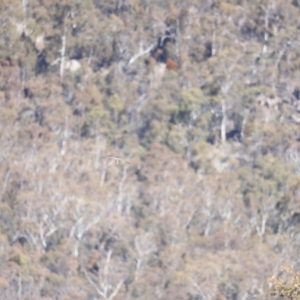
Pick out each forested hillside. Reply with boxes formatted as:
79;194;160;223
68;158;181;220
1;0;300;299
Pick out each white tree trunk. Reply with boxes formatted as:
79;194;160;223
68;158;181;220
60;30;66;82
221;97;226;144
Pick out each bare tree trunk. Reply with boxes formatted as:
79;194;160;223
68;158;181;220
262;5;270;54
221;98;226;144
212;20;217;56
22;0;27;16
219;79;235;144
241;109;249;141
60;28;66;82
117;165;128;212
176;18;180;57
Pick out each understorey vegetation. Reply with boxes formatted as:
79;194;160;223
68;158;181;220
1;0;300;299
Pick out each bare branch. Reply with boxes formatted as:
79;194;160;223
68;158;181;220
107;279;123;300
83;269;106;298
127;43;155;66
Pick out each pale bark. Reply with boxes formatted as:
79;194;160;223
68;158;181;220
60;29;67;82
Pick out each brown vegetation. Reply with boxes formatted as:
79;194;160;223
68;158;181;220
1;0;300;299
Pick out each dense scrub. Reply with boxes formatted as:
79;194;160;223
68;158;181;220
1;0;300;299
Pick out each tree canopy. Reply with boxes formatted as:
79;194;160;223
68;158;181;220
1;0;300;299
